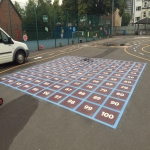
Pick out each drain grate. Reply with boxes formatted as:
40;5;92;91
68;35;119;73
103;43;126;46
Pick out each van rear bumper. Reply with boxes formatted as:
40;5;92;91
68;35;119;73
25;49;29;58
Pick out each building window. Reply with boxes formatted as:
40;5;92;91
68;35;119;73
136;6;141;11
136;17;140;21
143;12;146;17
144;2;147;7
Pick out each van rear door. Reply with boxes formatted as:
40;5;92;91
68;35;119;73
0;30;13;64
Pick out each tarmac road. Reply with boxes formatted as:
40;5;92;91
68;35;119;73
0;36;150;150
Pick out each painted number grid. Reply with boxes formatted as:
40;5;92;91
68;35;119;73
0;56;146;129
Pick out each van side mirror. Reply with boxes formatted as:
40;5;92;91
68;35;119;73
8;37;14;44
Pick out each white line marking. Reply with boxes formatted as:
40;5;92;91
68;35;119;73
34;57;42;59
49;53;54;55
139;52;144;55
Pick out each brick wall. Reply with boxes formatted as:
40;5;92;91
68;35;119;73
0;0;22;40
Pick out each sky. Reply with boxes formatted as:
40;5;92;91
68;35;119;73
12;0;62;7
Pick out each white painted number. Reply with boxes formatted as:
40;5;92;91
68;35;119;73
101;111;114;119
78;91;86;95
116;92;124;96
93;96;101;100
32;88;39;91
100;88;107;92
93;80;99;83
124;80;131;84
65;88;72;91
54;95;62;99
110;101;119;106
54;85;61;88
84;105;93;110
106;83;113;86
87;85;93;88
67;99;75;104
121;86;128;90
24;85;30;88
43;91;50;95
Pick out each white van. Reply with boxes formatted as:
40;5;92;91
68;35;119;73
0;27;29;65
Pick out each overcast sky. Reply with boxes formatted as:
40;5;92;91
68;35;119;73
12;0;62;7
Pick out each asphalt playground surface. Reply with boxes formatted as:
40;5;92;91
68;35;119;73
0;36;150;150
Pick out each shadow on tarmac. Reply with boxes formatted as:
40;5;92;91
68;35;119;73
0;95;39;150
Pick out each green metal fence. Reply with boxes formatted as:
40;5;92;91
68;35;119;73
2;2;111;51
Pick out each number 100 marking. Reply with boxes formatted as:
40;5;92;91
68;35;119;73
101;111;114;119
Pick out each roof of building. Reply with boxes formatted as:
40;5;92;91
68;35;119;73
0;0;22;19
135;17;150;24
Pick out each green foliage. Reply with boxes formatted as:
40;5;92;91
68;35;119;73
121;12;131;26
14;1;25;18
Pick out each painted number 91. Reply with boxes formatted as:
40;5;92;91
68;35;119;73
101;111;114;119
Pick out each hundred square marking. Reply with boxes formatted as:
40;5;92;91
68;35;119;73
0;56;146;129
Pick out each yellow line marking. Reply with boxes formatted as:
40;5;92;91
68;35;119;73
28;46;74;58
142;45;150;53
124;47;150;62
0;47;82;74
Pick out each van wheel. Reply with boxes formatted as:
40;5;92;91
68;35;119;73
15;51;25;65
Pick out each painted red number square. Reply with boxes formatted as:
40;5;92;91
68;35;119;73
125;75;138;80
27;86;43;94
89;79;103;85
82;84;97;91
96;87;112;95
19;83;34;90
11;81;26;87
104;98;125;111
76;102;99;116
47;93;66;103
61;97;81;109
117;84;132;92
107;77;121;82
95;107;119;125
4;79;16;84
60;86;76;94
32;79;43;84
70;81;83;87
40;81;54;87
72;90;90;98
102;81;116;88
49;84;64;90
36;89;53;98
87;93;106;104
111;90;129;100
121;79;135;85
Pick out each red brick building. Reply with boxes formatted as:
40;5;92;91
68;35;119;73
0;0;22;40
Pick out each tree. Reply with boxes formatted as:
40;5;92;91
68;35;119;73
61;0;78;13
62;0;128;16
14;1;25;18
121;12;131;26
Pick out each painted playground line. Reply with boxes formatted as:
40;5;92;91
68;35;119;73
0;56;146;129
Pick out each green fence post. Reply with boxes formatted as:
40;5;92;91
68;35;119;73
34;5;39;50
53;9;56;47
78;13;79;43
67;11;69;45
86;14;87;42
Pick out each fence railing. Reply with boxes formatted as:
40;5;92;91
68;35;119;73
1;7;111;51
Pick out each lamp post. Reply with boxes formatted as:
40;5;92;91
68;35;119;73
33;5;39;50
147;3;149;35
112;0;114;36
